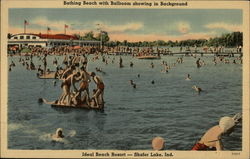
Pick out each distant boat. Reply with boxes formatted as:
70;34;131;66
137;55;161;59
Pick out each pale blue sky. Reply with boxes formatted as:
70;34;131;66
9;9;242;41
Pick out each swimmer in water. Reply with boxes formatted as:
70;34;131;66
130;62;134;67
129;80;136;89
192;113;242;151
119;57;124;68
151;80;155;84
52;128;64;139
192;85;202;94
91;72;105;108
151;62;154;68
163;64;169;73
11;61;16;67
152;136;165;150
185;74;191;80
53;80;57;86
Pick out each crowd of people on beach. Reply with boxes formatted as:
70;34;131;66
8;44;243;105
8;44;243;150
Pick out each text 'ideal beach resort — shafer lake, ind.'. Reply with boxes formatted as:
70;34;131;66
7;8;243;151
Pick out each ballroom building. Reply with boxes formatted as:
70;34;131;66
8;33;101;48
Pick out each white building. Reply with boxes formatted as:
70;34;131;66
8;33;101;48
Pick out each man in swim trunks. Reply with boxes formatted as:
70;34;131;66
42;54;47;75
73;67;91;106
72;54;81;68
58;71;81;105
91;72;105;108
63;55;68;66
81;54;88;69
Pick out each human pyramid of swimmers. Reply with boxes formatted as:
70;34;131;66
53;55;105;109
11;51;105;109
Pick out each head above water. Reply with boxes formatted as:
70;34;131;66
80;66;85;71
76;71;81;76
152;136;165;150
219;116;235;134
56;128;64;138
91;72;96;77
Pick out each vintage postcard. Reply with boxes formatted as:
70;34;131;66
0;0;249;158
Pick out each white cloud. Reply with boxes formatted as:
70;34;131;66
94;21;144;33
204;22;242;32
28;17;143;34
176;21;191;34
165;21;191;34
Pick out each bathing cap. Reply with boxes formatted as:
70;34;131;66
152;136;165;150
219;117;235;133
56;128;63;135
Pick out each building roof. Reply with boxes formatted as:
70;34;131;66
37;34;78;40
12;33;79;40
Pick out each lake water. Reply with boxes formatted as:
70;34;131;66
8;54;242;150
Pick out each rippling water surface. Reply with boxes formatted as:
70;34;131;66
8;54;242;150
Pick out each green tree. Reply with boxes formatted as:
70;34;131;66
83;31;96;40
122;40;128;46
73;33;81;40
96;31;110;45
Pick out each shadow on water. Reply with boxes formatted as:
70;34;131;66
51;106;105;114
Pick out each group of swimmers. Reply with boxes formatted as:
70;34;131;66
50;113;241;151
11;49;106;109
8;45;243;151
54;54;105;109
9;46;242;102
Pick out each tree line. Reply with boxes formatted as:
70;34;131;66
116;32;242;47
8;31;242;48
76;31;242;48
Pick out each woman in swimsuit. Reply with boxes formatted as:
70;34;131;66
192;114;241;151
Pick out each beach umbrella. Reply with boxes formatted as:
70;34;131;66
73;46;81;49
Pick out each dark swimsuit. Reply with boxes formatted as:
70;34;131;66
61;80;71;88
97;82;105;90
74;63;79;67
79;81;89;90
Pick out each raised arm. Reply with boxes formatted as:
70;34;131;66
215;139;223;151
